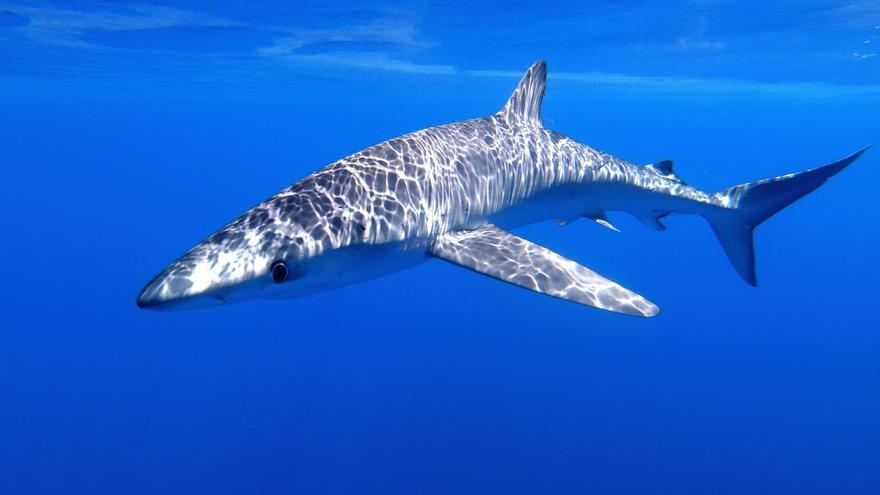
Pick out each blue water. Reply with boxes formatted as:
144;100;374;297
2;2;879;493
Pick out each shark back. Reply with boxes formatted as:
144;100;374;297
272;63;555;254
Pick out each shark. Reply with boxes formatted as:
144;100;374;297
137;61;867;316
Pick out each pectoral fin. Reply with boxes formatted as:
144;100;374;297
429;224;659;317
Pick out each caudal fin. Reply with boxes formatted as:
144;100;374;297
708;147;869;286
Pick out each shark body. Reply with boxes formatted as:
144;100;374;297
137;61;866;316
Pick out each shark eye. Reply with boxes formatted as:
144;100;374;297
270;260;288;283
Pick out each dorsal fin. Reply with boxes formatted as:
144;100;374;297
646;160;685;184
498;60;547;126
650;160;674;175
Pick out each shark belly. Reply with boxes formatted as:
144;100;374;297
487;179;697;231
488;184;588;229
264;240;431;299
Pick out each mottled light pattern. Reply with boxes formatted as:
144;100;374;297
431;224;659;316
137;61;865;315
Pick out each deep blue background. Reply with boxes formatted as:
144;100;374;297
1;2;879;493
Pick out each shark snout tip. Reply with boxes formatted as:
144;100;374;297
135;284;162;309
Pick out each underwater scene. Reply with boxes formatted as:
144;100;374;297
1;1;879;493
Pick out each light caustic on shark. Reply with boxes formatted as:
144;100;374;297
137;61;868;317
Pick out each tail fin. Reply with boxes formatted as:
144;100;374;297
708;147;869;286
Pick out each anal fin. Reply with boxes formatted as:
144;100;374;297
635;212;668;231
429;224;659;317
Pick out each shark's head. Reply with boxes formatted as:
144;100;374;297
136;197;318;310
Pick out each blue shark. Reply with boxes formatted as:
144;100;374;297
137;61;867;316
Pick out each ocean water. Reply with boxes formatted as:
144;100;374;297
1;2;879;494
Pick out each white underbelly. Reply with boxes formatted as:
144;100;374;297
264;240;430;299
487;181;707;230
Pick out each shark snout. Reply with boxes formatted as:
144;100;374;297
136;269;198;309
137;253;271;310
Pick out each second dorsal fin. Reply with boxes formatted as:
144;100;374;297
498;60;547;126
646;160;685;184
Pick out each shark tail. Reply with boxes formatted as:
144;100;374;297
708;147;869;285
